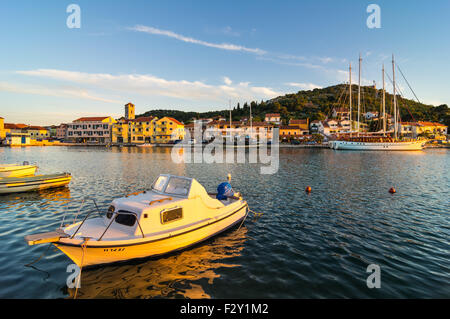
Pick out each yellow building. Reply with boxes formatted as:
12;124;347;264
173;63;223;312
129;116;158;144
154;117;185;143
125;102;135;120
112;116;158;144
280;125;302;141
25;126;50;140
289;119;310;131
0;117;5;139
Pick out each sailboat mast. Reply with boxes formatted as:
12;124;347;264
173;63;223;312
382;64;386;136
349;62;352;133
229;99;232;141
250;102;253;139
392;55;397;139
357;53;361;136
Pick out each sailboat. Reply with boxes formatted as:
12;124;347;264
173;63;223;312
330;54;426;151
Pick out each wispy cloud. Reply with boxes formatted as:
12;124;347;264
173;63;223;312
0;81;120;104
129;25;266;55
14;69;283;103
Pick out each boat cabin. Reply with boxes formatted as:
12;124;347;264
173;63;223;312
67;174;240;241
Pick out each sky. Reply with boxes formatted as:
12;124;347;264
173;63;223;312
0;0;449;125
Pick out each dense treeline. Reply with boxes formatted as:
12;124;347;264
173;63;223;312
137;84;449;127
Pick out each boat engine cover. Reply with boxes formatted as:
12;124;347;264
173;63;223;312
217;182;234;200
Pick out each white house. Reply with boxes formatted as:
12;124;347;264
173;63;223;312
265;113;281;124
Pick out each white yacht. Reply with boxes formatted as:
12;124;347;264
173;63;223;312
330;54;426;151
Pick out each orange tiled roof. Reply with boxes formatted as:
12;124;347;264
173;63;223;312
4;123;28;129
289;119;308;125
26;125;47;130
163;117;183;125
265;113;280;118
73;116;109;122
132;116;156;123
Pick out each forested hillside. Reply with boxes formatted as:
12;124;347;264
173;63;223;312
138;84;449;127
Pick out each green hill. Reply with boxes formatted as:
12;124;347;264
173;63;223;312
138;84;449;128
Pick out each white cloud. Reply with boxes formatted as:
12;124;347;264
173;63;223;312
14;69;283;103
223;76;233;85
129;25;266;55
285;82;322;90
0;81;120;104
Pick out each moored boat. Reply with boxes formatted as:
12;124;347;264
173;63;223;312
25;174;248;267
0;172;71;194
0;163;37;177
331;138;425;151
136;143;154;147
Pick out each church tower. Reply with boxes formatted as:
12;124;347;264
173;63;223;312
125;102;135;120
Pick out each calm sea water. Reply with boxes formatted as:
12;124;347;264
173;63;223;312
0;146;448;298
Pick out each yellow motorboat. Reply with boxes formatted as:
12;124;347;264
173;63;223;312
0;172;71;194
25;174;248;267
0;163;37;177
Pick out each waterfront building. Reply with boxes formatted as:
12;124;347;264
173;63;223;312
129;116;158;144
396;121;448;138
264;113;281;124
289;119;310;133
4;132;31;146
0;117;5;140
280;126;303;142
309;120;324;134
26;126;50;140
206;120;273;141
154;117;185;143
66;116;116;144
56;124;68;141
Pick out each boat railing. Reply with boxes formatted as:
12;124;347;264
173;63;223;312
60;197;146;241
97;211;145;241
60;197;103;229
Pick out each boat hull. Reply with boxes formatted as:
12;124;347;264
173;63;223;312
55;204;247;267
0;165;37;178
0;173;71;194
331;140;425;151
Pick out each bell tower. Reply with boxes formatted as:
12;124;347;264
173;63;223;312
125;102;135;120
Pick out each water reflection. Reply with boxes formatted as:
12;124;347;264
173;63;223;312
67;227;248;299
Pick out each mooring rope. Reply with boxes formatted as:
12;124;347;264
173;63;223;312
73;237;89;299
25;243;52;267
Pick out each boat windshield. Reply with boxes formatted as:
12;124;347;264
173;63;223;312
164;177;191;196
152;175;169;192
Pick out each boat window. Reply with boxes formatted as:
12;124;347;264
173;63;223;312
152;175;169;192
161;208;183;224
164;177;190;196
115;212;136;227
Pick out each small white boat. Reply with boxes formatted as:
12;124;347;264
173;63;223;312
0;173;71;194
26;174;248;267
136;143;154;147
0;163;37;177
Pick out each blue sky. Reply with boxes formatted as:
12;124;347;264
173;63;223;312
0;0;449;125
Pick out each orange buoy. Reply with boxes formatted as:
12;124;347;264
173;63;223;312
305;186;312;193
389;187;396;194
